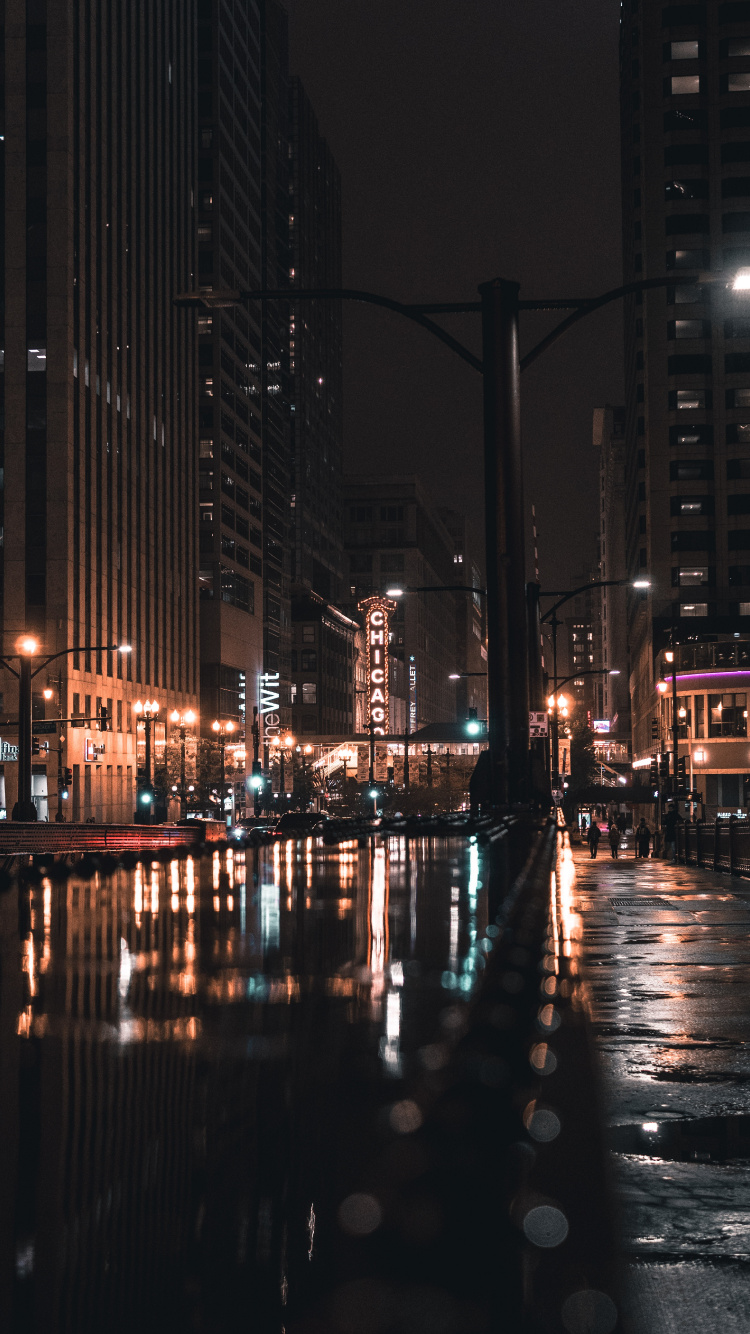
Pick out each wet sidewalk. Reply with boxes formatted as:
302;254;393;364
572;839;750;1333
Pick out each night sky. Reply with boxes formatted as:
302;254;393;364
285;0;624;590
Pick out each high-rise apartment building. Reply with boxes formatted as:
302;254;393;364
622;0;750;775
0;0;198;820
289;79;344;603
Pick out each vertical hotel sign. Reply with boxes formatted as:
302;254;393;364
359;596;397;735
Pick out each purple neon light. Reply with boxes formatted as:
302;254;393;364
675;669;750;682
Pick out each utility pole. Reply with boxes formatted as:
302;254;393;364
403;727;410;792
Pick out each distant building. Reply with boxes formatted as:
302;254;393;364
344;476;458;727
290;590;357;737
563;573;604;720
594;406;631;747
438;508;487;724
196;0;290;759
196;3;343;797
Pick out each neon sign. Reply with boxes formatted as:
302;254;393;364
359;596;397;736
259;672;280;741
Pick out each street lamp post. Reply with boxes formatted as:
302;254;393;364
0;638;131;821
177;270;742;808
545;667;622;793
211;719;236;822
170;708;197;820
134;699;160;823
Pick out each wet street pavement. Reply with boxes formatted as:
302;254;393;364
572;838;750;1333
0;836;491;1333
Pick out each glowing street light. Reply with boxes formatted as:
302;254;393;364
170;708;198;820
134;699;160;824
732;266;750;291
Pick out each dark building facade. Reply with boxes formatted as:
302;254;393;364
196;0;290;752
0;0;198;819
196;5;343;782
290;589;357;736
437;507;487;725
621;0;750;773
288;79;344;603
344;476;458;727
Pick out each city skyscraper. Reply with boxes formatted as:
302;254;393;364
1;0;198;820
622;0;750;776
197;3;343;793
196;0;290;760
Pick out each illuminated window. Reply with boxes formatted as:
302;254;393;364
676;566;710;585
302;625;315;643
671;75;700;95
670;40;698;59
729;73;750;92
680;602;708;616
302;683;317;705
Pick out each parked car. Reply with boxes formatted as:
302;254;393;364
274;811;329;837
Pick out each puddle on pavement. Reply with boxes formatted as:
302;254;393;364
609;1114;750;1162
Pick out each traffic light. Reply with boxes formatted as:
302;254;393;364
64;767;73;787
659;754;670;781
465;707;482;737
31;737;47;756
649;756;658;788
99;704;109;731
651;717;659;742
677;755;687;788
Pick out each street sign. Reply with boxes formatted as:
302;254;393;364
34;721;58;734
529;710;549;738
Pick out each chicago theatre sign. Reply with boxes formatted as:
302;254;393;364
358;596;397;735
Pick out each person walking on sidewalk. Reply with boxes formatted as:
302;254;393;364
663;805;680;863
635;817;651;859
608;823;620;859
587;820;601;858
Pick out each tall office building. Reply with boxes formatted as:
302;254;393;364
197;5;343;786
196;0;290;753
622;0;750;795
0;0;198;820
289;79;344;603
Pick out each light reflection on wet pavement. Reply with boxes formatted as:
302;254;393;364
0;836;488;1332
572;840;750;1333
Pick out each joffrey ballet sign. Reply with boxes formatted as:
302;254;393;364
359;596;397;736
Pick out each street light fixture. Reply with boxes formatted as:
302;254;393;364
212;719;236;822
170;708;197;820
134;699;160;824
0;638;132;821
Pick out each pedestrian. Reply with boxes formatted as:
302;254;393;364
663;805;680;863
608;823;620;859
617;812;628;836
635;817;651;859
587;819;601;859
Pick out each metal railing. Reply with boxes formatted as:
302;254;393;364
677;815;750;877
